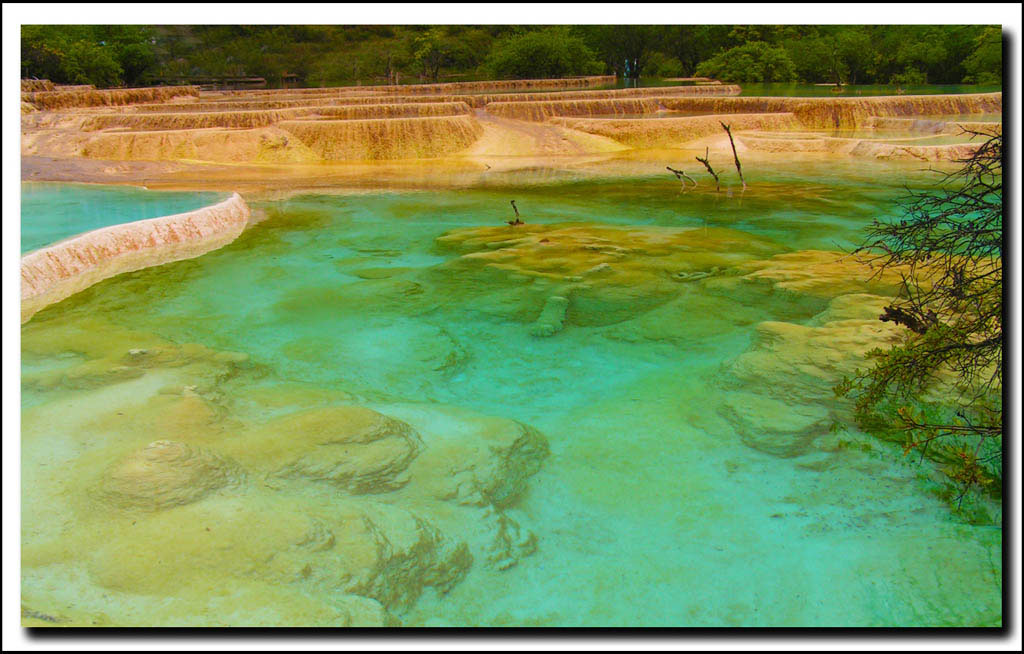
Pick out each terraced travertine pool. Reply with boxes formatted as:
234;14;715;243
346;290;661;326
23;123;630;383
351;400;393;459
20;160;1002;627
20;183;227;254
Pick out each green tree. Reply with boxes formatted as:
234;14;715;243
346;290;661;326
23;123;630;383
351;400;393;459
695;41;797;83
640;51;684;78
785;34;834;83
484;27;603;79
837;130;1003;507
413;27;454;82
22;25;161;87
834;27;874;85
648;25;733;77
962;26;1002;84
63;39;123;86
94;26;157;85
577;25;655;77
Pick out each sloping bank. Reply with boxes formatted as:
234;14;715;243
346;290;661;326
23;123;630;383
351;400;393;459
21;193;250;324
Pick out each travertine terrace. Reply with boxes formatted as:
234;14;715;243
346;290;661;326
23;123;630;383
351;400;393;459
22;77;1001;170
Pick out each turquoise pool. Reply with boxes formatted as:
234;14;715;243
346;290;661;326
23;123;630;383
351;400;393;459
20;183;228;253
20;162;1002;627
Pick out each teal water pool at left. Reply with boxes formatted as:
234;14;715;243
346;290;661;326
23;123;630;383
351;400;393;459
20;182;229;254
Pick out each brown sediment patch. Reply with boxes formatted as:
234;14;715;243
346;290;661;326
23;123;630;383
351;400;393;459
21;193;251;323
277;115;483;160
549;113;800;148
22;86;200;111
660;93;1002;129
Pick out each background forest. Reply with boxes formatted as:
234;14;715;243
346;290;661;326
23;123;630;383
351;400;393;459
22;24;1003;88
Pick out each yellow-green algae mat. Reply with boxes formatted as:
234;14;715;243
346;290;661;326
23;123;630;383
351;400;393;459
21;169;1001;627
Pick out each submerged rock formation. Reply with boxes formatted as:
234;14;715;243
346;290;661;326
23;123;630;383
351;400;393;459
97;440;246;511
388;404;551;510
232;405;423;494
729;249;910;298
20;193;251;323
530;295;570;337
21;341;552;626
80;494;471;613
434;222;782;327
718;274;908;459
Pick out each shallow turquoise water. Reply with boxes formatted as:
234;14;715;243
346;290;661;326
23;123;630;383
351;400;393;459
20;164;1002;626
20;183;228;253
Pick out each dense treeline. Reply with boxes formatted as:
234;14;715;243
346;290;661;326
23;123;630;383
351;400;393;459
22;25;1002;88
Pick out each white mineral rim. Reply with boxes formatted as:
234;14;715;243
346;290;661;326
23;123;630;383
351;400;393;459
20;192;251;324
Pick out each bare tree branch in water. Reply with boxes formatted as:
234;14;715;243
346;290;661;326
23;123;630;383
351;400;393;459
666;166;697;191
720;121;746;190
695;148;720;192
507;199;523;226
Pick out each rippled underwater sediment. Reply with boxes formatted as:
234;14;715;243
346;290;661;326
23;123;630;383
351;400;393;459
21;162;1002;627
